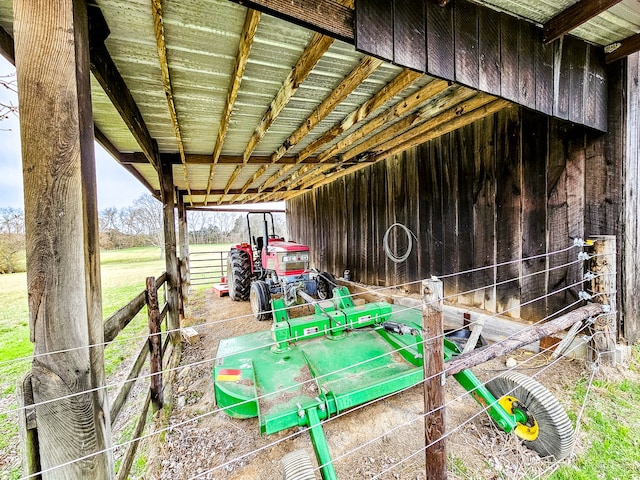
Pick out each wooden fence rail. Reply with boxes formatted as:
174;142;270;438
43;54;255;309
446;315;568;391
18;271;176;480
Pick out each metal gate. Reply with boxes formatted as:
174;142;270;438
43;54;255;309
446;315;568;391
189;250;228;287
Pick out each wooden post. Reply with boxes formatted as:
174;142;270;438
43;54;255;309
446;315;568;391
623;53;640;344
422;278;447;480
160;158;181;346
588;236;617;365
13;0;113;477
146;276;163;410
177;191;190;314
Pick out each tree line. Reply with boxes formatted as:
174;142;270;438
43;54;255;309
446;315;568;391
0;195;287;273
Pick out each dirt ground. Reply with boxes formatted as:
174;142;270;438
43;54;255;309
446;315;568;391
144;287;590;480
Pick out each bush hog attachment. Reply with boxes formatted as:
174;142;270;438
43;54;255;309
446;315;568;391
213;287;574;479
227;212;334;320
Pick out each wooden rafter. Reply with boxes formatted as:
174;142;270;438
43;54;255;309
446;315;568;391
204;8;261;205
266;79;456;197
280;99;512;202
249;69;421;201
277;92;500;199
151;0;192;202
217;32;334;204
0;24;14;64
228;165;269;203
122;153;326;165
90;43;159;170
606;33;640;63
543;0;623;44
242;164;297;203
318;79;451;163
295;69;422;163
271;55;383;163
246;55;383;204
228;0;354;42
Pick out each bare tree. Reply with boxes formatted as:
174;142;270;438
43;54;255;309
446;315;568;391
131;194;164;254
0;207;25;234
0;72;18;124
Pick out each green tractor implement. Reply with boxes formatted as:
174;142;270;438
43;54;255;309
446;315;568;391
213;286;574;479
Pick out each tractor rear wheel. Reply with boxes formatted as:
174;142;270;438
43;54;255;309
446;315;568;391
282;449;316;480
228;249;251;301
250;280;272;321
316;272;335;300
486;371;574;460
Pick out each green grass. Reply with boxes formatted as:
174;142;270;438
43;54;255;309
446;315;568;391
550;345;640;480
0;244;229;478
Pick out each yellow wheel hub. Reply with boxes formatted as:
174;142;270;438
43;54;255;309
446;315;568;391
498;395;539;441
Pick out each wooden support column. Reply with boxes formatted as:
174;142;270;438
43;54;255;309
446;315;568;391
160;158;181;345
422;278;446;480
177;191;190;313
588;236;617;365
624;53;640;344
146;276;163;410
13;0;113;477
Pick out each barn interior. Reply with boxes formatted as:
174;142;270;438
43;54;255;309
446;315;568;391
1;0;639;478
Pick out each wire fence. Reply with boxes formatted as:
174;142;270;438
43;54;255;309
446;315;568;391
2;238;622;480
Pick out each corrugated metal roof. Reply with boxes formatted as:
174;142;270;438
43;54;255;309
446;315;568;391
0;0;637;206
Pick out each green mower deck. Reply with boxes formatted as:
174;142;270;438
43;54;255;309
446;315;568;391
213;287;574;479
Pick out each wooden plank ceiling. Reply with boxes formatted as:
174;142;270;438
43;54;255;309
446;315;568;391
0;0;638;207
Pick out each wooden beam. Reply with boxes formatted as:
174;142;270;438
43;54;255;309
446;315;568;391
445;304;604;375
218;165;243;204
251;67;419;198
369;98;511;161
271;55;383;163
14;0;113;476
282;98;511;202
543;0;623;44
296;69;422;163
227;0;354;43
218;32;334;204
90;43;159;170
242;32;334;164
123;152;323;165
317;79;451;163
204;8;261;204
242;164;297;203
229;165;269;203
606;33;640;63
151;0;192;202
276;83;473;195
0;24;15;64
159;157;181;347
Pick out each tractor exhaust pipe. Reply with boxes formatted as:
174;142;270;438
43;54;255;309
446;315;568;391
263;217;269;251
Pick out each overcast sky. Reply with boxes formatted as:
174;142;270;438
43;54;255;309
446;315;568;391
0;55;148;210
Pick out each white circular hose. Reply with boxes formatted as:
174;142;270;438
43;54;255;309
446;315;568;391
383;223;417;263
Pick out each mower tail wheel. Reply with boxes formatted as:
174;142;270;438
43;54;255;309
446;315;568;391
316;272;335;300
228;249;251;301
486;371;574;460
250;280;272;321
282;449;316;480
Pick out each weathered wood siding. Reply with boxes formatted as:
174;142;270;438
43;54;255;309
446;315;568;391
355;0;607;132
288;106;611;322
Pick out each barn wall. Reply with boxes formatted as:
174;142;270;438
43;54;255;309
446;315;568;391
288;105;612;322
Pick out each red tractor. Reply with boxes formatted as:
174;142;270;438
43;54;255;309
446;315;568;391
227;212;335;320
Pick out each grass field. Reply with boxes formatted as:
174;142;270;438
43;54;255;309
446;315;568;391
1;246;639;479
0;245;223;479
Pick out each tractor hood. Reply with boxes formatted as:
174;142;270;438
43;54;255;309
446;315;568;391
267;241;310;253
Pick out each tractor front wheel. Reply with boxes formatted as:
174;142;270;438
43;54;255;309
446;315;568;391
250;280;272;321
316;272;335;300
228;249;251;301
486;371;574;460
